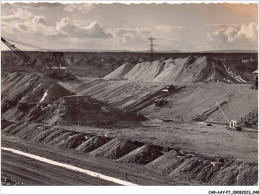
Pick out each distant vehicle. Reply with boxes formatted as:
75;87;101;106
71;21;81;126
214;98;242;131
162;85;175;92
226;120;242;131
154;98;168;107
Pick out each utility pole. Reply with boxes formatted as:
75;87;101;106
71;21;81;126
147;36;156;63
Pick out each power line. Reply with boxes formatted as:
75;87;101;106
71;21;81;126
147;36;156;62
4;37;50;51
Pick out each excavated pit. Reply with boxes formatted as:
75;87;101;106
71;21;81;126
1;122;258;185
1;64;258;186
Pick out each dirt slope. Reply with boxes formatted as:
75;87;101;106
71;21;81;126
104;56;247;84
76;136;110;152
1;72;145;126
66;78;257;123
90;138;138;159
104;62;134;80
2;122;258;185
1;72;73;113
118;145;163;164
141;84;258;122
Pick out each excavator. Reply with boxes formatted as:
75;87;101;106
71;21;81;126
1;37;76;80
214;98;242;131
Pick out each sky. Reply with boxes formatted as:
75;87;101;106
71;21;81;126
1;2;258;52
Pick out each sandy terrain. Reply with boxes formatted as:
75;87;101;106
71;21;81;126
1;55;258;186
59;79;257;123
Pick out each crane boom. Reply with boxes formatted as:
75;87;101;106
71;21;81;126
214;98;230;123
1;37;45;74
2;37;77;80
1;37;33;66
3;37;48;51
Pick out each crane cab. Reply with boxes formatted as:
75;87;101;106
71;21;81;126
45;52;77;80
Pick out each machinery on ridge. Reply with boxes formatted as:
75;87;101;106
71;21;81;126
45;52;76;80
214;98;242;131
1;37;76;80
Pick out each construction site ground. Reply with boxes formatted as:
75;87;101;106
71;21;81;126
59;78;257;123
3;118;257;162
2;136;191;185
1;66;258;186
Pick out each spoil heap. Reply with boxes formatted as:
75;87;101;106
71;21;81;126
1;72;73;114
104;62;134;80
1;72;146;126
146;149;258;185
90;138;138;159
104;56;246;83
2;121;258;185
118;145;163;164
54;95;146;126
76;136;110;152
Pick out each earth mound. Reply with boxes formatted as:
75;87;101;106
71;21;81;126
104;62;134;80
146;149;258;185
90;138;139;159
1;72;146;126
104;56;247;84
57;133;86;149
49;131;75;145
146;149;187;174
118;144;163;164
209;162;258;185
76;136;110;152
2;121;257;185
1;72;73;113
1;72;73;122
51;95;146;126
1;119;15;130
41;128;70;144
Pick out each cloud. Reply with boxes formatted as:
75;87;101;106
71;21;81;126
32;16;46;25
64;3;94;14
112;28;151;46
1;8;33;22
239;23;258;41
16;24;28;31
207;23;258;43
1;8;47;35
55;17;112;38
1;3;257;52
155;25;186;32
2;8;111;39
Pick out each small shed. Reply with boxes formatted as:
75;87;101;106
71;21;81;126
251;70;258;89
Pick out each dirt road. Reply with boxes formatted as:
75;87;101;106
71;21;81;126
2;149;121;186
2;147;138;186
2;137;191;186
